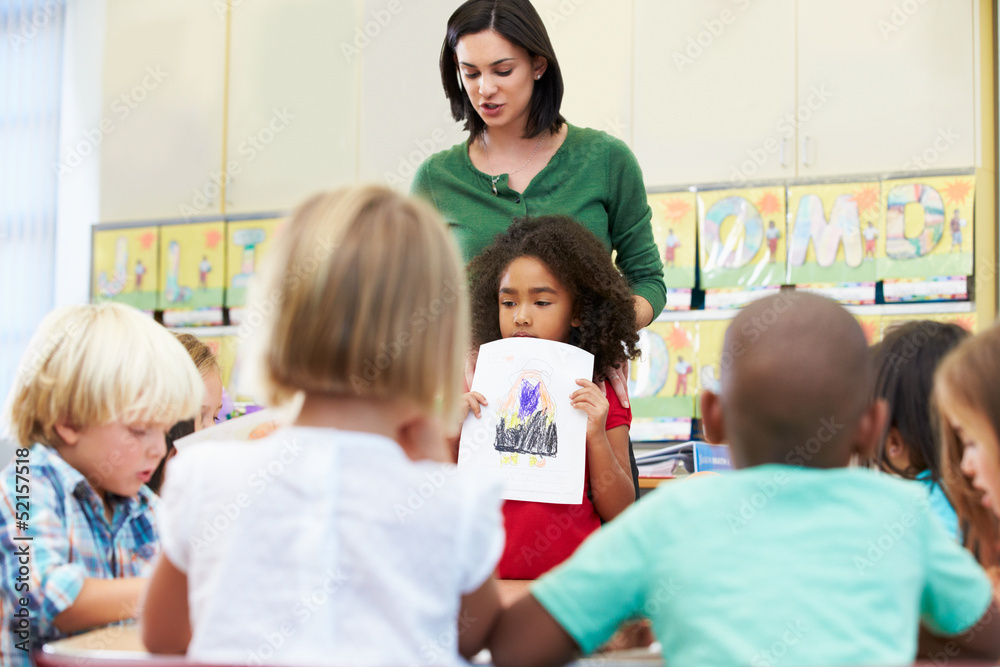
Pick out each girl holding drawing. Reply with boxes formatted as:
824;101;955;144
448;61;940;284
463;215;640;578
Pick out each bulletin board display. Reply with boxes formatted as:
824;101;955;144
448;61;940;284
648;192;697;289
225;218;284;308
157;220;227;311
786;181;880;285
697;186;787;289
91;226;159;311
877;175;975;280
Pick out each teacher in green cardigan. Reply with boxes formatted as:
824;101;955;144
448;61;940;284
412;0;666;337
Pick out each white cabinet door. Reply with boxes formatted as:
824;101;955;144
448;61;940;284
357;0;467;188
225;0;359;214
633;0;796;189
537;0;633;143
100;0;226;222
796;0;975;177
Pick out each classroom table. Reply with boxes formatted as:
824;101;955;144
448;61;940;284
37;601;663;666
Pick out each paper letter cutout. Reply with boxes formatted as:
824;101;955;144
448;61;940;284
885;183;945;259
788;194;864;268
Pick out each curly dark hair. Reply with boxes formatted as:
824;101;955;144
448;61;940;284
467;216;640;376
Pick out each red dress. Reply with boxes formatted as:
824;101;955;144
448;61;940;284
497;381;632;579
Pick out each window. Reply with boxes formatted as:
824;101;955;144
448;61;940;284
0;0;66;417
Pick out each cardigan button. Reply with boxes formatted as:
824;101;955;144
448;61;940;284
515;197;521;204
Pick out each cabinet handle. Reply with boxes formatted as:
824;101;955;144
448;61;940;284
779;137;790;168
801;136;814;167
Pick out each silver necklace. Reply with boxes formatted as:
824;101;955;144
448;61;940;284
480;133;545;196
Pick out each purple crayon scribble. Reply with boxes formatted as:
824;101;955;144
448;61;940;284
519;381;541;419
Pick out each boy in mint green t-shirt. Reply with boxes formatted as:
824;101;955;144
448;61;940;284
490;293;1000;667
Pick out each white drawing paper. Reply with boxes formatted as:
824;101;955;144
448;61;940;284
458;338;595;504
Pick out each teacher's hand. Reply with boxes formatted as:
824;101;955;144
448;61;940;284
603;363;630;409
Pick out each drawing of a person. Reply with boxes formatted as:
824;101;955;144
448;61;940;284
674;355;692;396
134;259;146;290
663;229;679;268
495;360;558;460
765;221;781;263
950;209;964;252
199;256;212;289
863;221;879;260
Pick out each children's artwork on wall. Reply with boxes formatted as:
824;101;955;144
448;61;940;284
628;322;697;442
703;285;781;310
225;218;283;311
458;338;594;504
648;192;697;289
796;283;875;306
158;221;226;321
882;276;969;303
698;186;786;289
878;175;974;280
786;182;880;287
91;226;158;310
692;318;733;418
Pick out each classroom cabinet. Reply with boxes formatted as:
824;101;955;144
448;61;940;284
224;1;359;214
99;0;226;222
100;0;359;221
633;0;975;189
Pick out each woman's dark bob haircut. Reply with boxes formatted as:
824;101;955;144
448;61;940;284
440;0;565;141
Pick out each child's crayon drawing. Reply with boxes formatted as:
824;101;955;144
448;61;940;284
648;192;697;289
878;176;974;280
495;361;558;464
158;221;226;311
698;186;786;289
458;338;593;504
92;226;158;310
226;218;283;309
786;182;880;286
629;321;697;441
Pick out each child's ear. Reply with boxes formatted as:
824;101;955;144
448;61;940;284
886;427;905;456
570;315;582;328
53;422;81;446
853;398;889;461
700;391;726;445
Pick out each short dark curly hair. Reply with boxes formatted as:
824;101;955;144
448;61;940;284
467;216;639;376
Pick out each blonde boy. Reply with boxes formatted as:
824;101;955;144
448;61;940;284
0;303;202;665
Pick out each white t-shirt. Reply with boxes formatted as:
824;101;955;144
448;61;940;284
159;426;505;666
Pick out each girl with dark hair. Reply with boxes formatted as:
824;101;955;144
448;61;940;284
869;320;969;539
412;0;665;405
462;215;640;579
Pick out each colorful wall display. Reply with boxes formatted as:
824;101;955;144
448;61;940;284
786;182;880;285
698;186;786;289
648;192;697;289
157;220;227;311
628;321;698;442
92;226;159;311
692;318;731;418
225;218;284;308
878;175;974;280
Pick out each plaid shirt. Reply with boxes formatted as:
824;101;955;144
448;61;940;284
0;444;159;667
